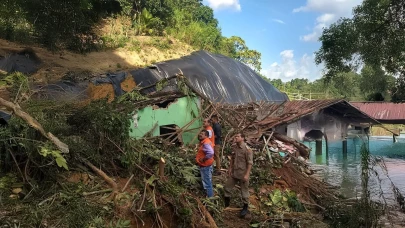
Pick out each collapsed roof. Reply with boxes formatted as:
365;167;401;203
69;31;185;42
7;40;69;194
129;50;288;104
213;99;398;136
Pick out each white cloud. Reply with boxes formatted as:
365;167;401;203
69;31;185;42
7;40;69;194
300;13;337;41
294;0;362;42
272;19;286;24
262;50;322;81
205;0;241;11
317;13;336;24
293;0;361;15
281;50;294;59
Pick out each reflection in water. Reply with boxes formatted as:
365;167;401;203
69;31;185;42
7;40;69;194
305;137;405;204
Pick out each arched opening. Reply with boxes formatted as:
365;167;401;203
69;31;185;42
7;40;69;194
304;129;328;155
304;129;323;141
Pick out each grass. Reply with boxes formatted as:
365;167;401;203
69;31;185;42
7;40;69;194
372;124;404;136
146;37;172;50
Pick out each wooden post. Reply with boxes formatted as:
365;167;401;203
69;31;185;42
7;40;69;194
159;157;166;179
393;134;397;143
315;139;322;155
323;133;329;160
342;123;348;155
342;139;347;154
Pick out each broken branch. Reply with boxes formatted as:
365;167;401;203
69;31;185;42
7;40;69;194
195;198;218;228
81;157;118;200
0;98;69;153
121;174;134;192
83;189;113;196
158;157;166;179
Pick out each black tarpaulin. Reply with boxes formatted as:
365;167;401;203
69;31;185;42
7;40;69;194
129;51;288;104
33;81;89;101
0;111;11;126
91;72;127;96
0;49;41;74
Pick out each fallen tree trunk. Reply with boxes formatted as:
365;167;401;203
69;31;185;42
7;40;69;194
81;158;118;200
195;198;218;228
273;132;310;158
0;98;69;153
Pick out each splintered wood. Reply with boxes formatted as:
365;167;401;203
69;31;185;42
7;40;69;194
205;101;311;159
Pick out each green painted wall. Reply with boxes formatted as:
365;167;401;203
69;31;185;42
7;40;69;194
129;96;201;145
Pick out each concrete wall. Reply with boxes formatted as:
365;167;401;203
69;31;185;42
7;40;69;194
129;96;201;145
286;111;348;142
286;120;302;140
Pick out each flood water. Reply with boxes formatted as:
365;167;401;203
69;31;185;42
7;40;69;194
305;135;405;204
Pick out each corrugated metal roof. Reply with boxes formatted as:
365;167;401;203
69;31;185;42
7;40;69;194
351;102;405;120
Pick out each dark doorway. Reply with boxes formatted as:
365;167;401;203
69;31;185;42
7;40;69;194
304;129;328;155
304;129;323;141
160;124;182;145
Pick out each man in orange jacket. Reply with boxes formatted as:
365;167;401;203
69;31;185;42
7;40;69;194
196;130;215;197
203;118;215;146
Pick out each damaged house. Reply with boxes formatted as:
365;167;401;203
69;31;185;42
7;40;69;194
29;50;288;145
17;50;389;156
124;52;391;150
126;50;288;144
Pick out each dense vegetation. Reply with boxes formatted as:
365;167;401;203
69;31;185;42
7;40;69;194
2;0;402;102
315;0;405;102
0;0;262;71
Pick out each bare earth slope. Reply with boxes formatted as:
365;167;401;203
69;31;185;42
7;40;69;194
0;37;194;83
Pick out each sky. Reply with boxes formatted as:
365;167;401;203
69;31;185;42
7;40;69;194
202;0;363;82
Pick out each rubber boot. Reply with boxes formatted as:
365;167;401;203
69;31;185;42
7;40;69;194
224;197;230;207
240;204;249;217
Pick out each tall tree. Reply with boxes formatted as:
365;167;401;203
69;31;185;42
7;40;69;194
315;0;405;102
330;72;360;99
359;65;395;100
225;36;262;72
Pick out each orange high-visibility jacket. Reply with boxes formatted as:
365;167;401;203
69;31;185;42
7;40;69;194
196;138;214;167
205;126;215;146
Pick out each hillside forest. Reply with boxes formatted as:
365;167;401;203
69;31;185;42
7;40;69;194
1;0;404;102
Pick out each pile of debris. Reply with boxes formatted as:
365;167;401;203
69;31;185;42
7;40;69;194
199;101;337;206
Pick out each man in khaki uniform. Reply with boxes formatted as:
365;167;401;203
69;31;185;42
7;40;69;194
224;133;253;217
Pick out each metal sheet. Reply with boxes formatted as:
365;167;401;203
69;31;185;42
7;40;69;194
351;102;405;121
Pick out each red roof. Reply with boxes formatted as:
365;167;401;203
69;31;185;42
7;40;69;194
350;102;405;120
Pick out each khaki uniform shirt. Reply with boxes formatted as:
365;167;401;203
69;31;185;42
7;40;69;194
230;142;253;179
